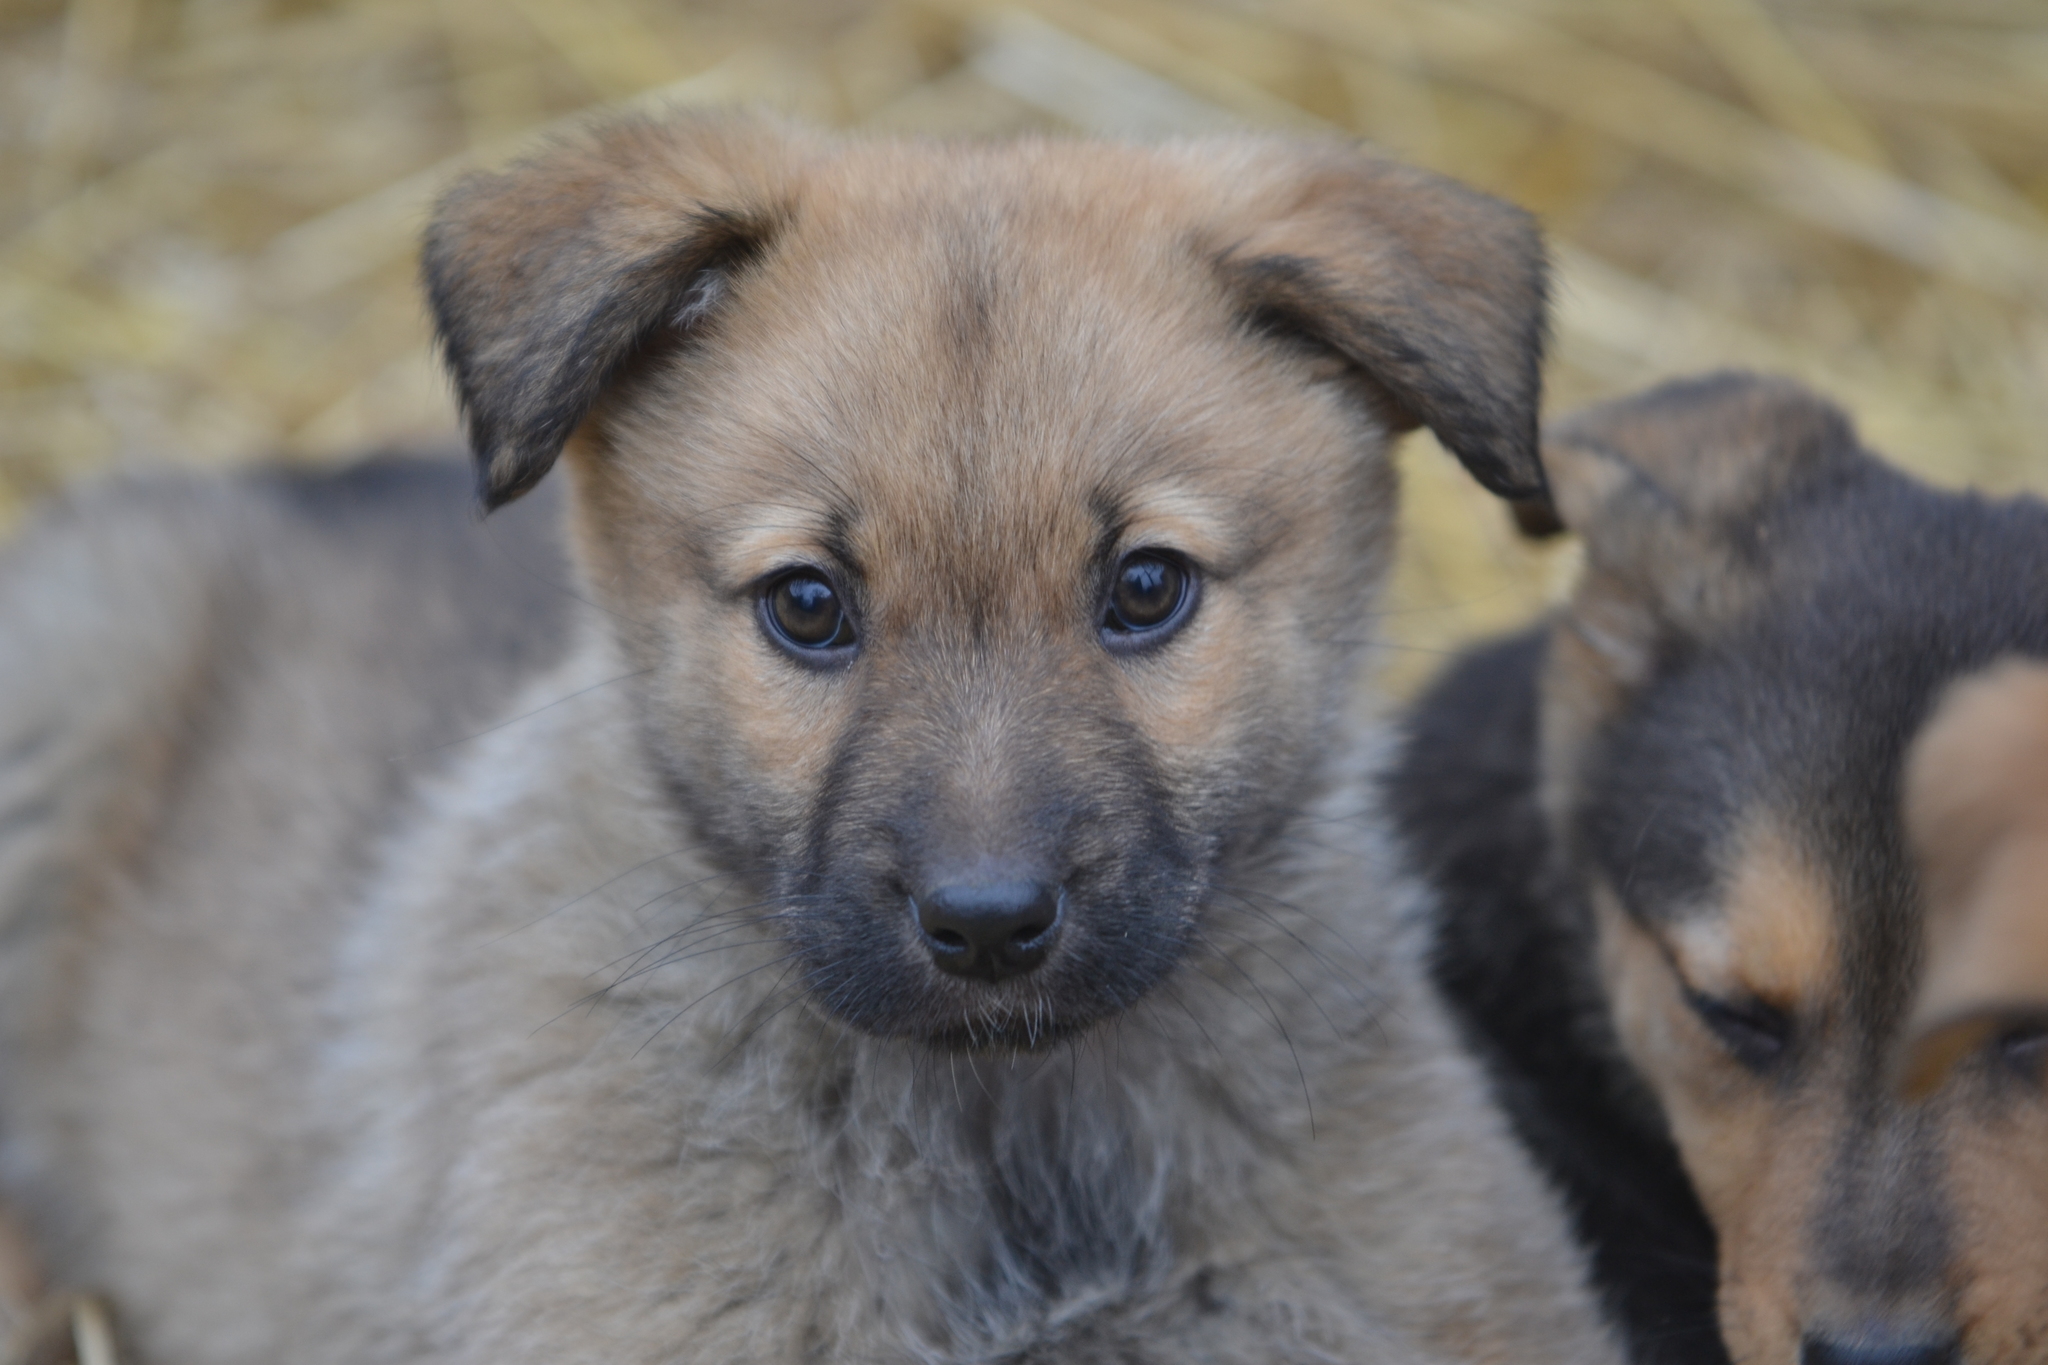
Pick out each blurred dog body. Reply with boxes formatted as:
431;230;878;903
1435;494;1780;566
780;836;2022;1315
1394;372;2048;1365
0;118;1617;1363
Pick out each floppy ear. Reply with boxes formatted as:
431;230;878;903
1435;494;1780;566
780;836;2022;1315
1531;372;1861;816
1212;144;1550;501
1899;659;2048;1098
423;114;803;508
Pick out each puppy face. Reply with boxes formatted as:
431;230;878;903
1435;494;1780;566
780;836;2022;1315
424;117;1546;1048
1540;373;2048;1363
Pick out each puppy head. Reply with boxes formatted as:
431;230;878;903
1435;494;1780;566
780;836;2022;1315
425;114;1547;1050
1538;372;2048;1362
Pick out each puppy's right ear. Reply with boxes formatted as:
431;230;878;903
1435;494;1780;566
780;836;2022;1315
1534;372;1863;816
423;114;801;508
1899;659;2048;1098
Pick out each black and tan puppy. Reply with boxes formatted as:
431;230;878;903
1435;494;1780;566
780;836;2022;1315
1392;372;2048;1365
0;116;1619;1362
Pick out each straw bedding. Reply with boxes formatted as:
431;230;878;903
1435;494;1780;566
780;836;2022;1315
3;0;2043;676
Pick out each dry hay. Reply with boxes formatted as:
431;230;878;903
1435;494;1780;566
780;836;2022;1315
3;0;2045;683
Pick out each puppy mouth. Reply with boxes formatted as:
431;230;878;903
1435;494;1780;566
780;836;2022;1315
871;968;1181;1054
916;1004;1103;1055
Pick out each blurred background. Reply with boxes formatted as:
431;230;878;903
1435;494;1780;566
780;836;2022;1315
3;0;2045;685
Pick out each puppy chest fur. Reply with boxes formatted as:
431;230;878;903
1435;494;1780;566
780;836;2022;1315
0;117;1614;1363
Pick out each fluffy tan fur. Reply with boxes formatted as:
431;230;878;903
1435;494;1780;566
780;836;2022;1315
0;116;1613;1363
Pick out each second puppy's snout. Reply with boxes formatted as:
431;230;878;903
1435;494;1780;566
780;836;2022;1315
1799;1331;1958;1365
914;880;1063;981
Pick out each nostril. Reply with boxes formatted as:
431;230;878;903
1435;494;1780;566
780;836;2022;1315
1800;1331;1960;1365
914;880;1064;982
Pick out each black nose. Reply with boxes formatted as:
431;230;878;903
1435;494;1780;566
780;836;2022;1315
1801;1332;1959;1365
914;880;1063;981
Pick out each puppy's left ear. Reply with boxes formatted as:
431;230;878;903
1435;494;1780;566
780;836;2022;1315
423;113;803;508
1533;371;1865;820
1213;144;1549;501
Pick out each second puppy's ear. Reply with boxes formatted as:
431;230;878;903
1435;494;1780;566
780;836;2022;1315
1900;659;2048;1099
1534;372;1862;814
423;114;802;508
1212;143;1549;501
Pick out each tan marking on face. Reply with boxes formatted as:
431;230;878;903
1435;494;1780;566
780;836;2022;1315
1593;871;1835;1365
1676;822;1837;1012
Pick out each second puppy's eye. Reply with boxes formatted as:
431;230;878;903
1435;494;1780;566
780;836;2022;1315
1686;990;1790;1072
764;571;856;653
1103;551;1195;642
1997;1022;2048;1082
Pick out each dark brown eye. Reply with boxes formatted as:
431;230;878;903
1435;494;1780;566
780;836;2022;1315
1686;990;1790;1072
1103;551;1194;642
1997;1021;2048;1081
764;571;856;653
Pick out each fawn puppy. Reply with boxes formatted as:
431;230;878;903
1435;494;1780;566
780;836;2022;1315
0;115;1618;1363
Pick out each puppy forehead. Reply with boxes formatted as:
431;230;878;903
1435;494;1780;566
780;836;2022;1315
711;447;1259;589
689;147;1337;576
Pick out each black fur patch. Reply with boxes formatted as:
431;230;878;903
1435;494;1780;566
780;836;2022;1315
1389;631;1728;1365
